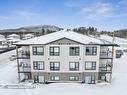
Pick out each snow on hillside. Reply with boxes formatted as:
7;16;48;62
0;36;127;95
100;34;127;49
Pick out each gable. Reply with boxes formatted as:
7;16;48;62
47;38;81;45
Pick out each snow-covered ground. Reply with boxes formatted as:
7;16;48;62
0;36;127;95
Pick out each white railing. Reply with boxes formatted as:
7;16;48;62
100;52;112;58
18;51;30;59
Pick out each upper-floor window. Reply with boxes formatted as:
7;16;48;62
33;46;44;55
69;62;79;71
70;47;79;56
33;61;44;70
85;61;96;70
86;47;97;55
50;47;60;56
50;62;60;71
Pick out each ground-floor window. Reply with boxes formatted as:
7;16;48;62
69;76;79;81
34;76;44;83
85;76;95;84
50;76;60;81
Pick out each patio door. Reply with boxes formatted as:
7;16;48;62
85;76;91;84
38;76;44;83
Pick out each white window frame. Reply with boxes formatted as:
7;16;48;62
86;47;97;55
69;76;79;81
50;47;60;56
85;61;96;70
51;76;60;81
34;76;44;83
50;62;60;70
69;62;79;71
85;76;95;84
33;46;44;55
70;47;80;56
33;61;44;70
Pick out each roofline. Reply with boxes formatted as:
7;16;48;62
100;44;118;46
14;36;117;46
15;44;117;46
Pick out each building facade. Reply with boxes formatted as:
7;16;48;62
15;30;115;84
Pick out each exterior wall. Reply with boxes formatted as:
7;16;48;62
30;38;100;73
30;44;100;73
31;72;98;83
84;45;100;72
18;38;113;83
50;38;80;45
32;72;83;82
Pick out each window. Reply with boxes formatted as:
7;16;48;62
34;76;44;83
85;61;96;70
86;47;97;55
85;76;95;84
50;62;60;70
50;47;60;56
50;76;60;81
33;46;44;55
70;47;79;56
69;62;79;71
69;76;79;81
33;61;44;70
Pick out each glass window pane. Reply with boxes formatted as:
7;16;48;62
70;63;75;68
86;62;92;69
85;76;92;84
37;47;43;52
50;47;53;52
54;63;59;67
54;47;59;52
55;76;59;80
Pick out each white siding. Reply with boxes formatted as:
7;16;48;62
30;44;100;73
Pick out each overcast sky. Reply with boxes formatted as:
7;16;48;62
0;0;127;31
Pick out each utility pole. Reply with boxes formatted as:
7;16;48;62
110;31;115;83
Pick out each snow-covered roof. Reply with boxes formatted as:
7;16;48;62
25;34;34;37
9;38;20;42
8;34;19;37
0;34;5;38
15;30;115;45
0;38;6;41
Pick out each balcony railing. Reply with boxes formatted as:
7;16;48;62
99;63;112;73
18;51;30;59
100;52;112;59
18;63;31;72
19;67;31;72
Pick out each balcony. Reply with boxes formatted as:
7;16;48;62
99;63;112;73
100;52;112;59
18;63;31;72
18;51;30;59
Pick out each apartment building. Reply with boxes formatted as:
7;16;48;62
14;30;116;84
